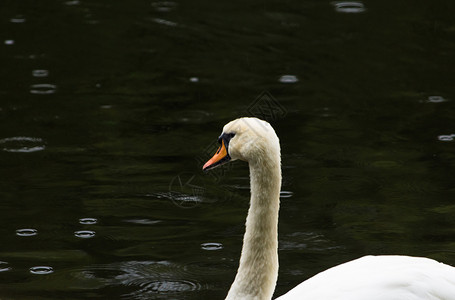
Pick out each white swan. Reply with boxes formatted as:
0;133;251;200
202;117;455;300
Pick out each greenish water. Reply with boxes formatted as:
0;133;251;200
1;0;455;299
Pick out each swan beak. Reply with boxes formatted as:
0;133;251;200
202;139;231;171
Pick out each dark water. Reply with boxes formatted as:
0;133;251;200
1;0;455;299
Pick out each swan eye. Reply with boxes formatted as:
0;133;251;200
226;133;236;140
217;133;235;144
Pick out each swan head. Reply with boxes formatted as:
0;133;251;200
202;117;280;171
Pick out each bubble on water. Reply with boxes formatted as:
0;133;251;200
189;77;199;83
279;75;298;83
4;40;15;45
75;230;96;238
201;242;223;251
30;266;54;275
16;228;38;237
0;137;45;153
332;1;366;13
32;69;49;77
79;218;98;225
30;83;57;94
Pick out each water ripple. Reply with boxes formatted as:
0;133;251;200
279;75;298;83
152;1;177;12
280;191;294;198
201;242;223;251
0;261;12;272
10;16;26;23
30;266;54;275
32;69;49;77
74;230;96;239
79;218;98;225
0;137;46;153
123;218;161;225
16;228;38;237
65;0;80;5
332;1;366;13
74;261;209;298
30;83;57;94
152;18;178;27
427;95;447;103
438;134;455;142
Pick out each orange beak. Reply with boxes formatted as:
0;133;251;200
203;139;230;171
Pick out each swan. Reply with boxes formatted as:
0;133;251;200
202;117;455;300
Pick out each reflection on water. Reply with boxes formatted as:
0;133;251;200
1;0;455;299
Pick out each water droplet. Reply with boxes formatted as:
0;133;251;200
0;137;45;153
332;1;366;13
0;261;12;272
201;242;223;251
74;230;96;238
279;75;298;83
30;83;57;94
189;77;199;83
79;218;98;225
30;266;53;275
16;228;38;237
32;69;49;77
428;95;446;103
4;40;15;45
438;135;454;142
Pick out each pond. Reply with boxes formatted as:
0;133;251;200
0;0;455;299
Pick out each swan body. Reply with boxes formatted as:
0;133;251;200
202;117;455;300
276;255;455;300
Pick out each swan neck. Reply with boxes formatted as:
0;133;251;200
226;154;281;300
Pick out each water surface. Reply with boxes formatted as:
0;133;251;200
1;0;455;299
